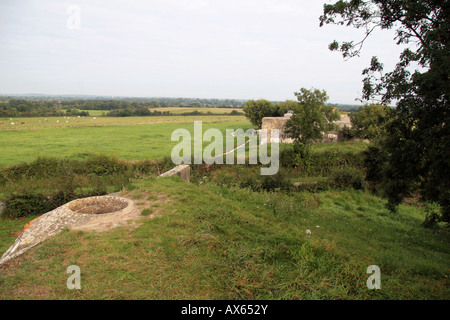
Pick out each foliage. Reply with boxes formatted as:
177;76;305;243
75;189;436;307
349;103;394;140
242;99;278;129
260;170;293;192
362;145;388;191
280;142;365;176
0;155;162;218
422;202;443;229
329;167;366;190
242;99;300;129
320;0;450;224
280;142;313;172
1;187;108;219
0;97;246;117
285;88;340;145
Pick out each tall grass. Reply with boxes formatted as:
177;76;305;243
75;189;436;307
0;177;448;299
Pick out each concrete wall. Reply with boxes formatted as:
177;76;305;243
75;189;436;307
260;112;351;144
260;113;294;144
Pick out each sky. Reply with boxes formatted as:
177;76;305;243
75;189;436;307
0;0;406;104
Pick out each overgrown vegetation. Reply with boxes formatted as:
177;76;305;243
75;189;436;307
321;0;450;225
0;155;170;218
0;176;447;299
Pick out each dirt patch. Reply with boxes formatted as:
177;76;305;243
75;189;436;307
69;197;129;215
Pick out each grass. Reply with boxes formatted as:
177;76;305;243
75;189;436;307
0;118;447;300
79;110;108;116
0;176;448;299
0;115;247;131
0;118;252;166
310;141;369;155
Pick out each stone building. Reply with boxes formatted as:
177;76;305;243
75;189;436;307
260;111;352;144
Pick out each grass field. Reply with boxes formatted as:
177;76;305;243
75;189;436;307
0;116;251;166
0;176;448;299
0;115;247;131
0;115;448;300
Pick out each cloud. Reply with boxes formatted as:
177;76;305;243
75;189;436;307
0;0;404;103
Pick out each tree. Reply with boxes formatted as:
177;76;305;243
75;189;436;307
320;1;450;223
242;99;276;129
350;103;394;140
285;88;340;145
277;100;298;115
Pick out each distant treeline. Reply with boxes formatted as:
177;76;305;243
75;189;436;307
0;99;90;117
106;108;243;117
0;98;245;117
0;96;359;117
61;97;245;110
0;97;245;117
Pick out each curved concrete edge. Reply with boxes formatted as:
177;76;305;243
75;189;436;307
0;195;134;266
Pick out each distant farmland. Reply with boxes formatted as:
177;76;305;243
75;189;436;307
0;116;251;166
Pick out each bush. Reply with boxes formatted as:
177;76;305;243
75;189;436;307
1;194;53;218
363;145;388;189
280;143;365;176
330;167;365;190
239;174;261;191
78;155;130;176
280;143;312;172
0;155;162;219
260;170;292;192
341;125;356;141
1;187;109;219
422;202;443;229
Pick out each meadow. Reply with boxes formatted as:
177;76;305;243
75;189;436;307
0;176;448;299
0;113;448;300
0;115;250;166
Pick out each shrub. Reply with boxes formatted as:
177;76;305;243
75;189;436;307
239;174;261;191
1;186;109;219
422;202;443;229
280;143;312;172
79;155;130;176
341;125;356;141
1;194;54;218
260;170;292;192
330;167;365;190
363;145;388;188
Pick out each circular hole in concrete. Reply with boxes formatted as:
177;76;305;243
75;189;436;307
68;196;130;214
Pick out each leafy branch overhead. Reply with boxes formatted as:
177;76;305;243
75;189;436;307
320;0;450;223
320;0;449;102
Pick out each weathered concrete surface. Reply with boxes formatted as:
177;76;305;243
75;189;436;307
0;196;134;266
261;112;352;144
158;164;190;182
260;113;294;144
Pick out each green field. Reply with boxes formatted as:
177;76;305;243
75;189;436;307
0;115;448;300
0;116;251;166
0;115;247;131
0;176;448;299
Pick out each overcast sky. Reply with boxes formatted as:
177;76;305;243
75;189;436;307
0;0;405;104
